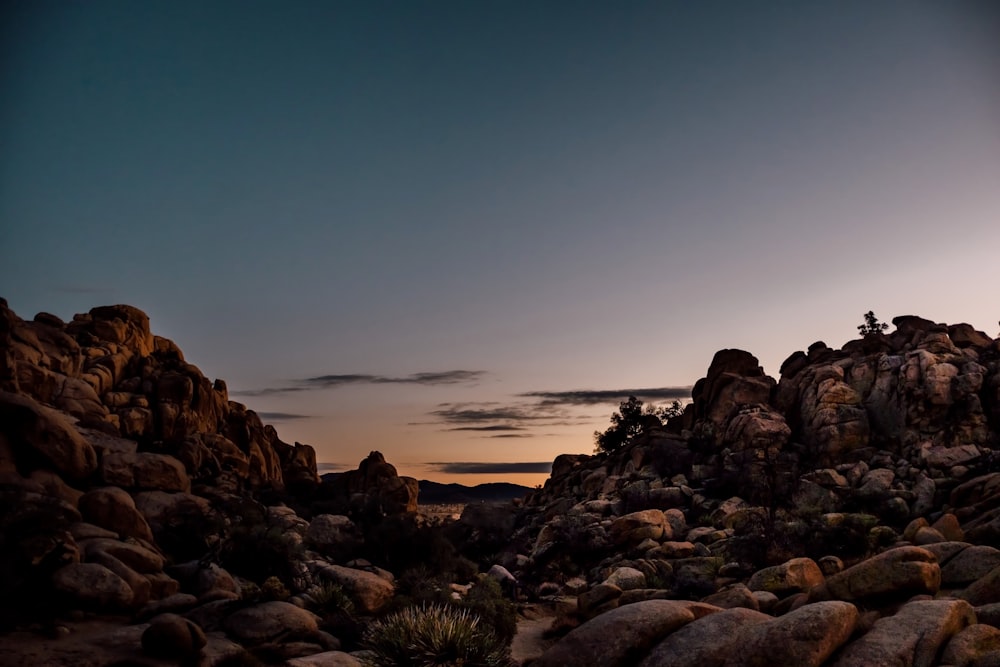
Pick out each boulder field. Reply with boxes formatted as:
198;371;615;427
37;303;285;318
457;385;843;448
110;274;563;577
2;299;1000;666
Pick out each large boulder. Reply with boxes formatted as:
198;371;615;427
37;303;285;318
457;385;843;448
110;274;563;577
79;487;154;541
533;600;719;667
610;510;669;545
0;391;97;480
810;546;940;603
52;562;134;610
141;613;207;661
101;452;190;492
223;601;319;644
831;599;976;667
747;558;824;596
314;564;395;614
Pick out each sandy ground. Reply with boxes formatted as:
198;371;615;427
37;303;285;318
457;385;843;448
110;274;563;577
0;619;242;667
511;605;558;666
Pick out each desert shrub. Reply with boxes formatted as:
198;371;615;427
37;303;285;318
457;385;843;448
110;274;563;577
364;515;476;582
363;604;512;667
260;576;290;601
311;581;354;614
240;580;261;601
458;576;517;643
216;501;303;584
388;572;517;645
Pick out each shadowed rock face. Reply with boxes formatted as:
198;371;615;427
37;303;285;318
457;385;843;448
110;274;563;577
2;300;319;492
4;299;1000;667
509;317;1000;667
321;451;419;516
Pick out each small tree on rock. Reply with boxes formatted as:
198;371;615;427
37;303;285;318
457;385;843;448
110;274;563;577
858;310;889;337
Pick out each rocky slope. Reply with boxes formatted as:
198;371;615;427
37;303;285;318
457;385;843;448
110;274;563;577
0;299;422;665
4;300;1000;666
480;315;1000;665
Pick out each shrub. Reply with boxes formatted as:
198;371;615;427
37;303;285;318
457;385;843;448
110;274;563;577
364;515;475;582
455;576;517;644
216;501;303;584
311;581;354;615
260;576;290;601
362;604;512;667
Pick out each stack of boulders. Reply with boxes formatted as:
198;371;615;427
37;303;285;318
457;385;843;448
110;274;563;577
0;299;402;665
497;316;1000;664
320;450;420;516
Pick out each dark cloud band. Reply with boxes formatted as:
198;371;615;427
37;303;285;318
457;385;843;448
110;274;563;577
232;369;486;397
257;412;312;421
519;387;691;406
430;462;552;474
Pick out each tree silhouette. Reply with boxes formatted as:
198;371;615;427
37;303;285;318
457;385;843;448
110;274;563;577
858;310;889;336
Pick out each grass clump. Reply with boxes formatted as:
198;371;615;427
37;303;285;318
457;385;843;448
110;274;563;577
362;604;512;667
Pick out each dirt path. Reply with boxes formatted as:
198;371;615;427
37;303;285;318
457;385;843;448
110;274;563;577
511;607;558;666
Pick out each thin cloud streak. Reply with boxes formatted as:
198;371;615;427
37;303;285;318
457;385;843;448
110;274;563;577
429;462;552;474
429;404;567;425
232;370;487;397
445;425;526;432
520;387;692;406
257;412;312;421
317;462;347;472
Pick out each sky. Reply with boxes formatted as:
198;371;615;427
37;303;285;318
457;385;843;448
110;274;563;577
2;2;999;488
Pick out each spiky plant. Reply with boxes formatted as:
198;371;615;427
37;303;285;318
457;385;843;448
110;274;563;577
362;604;512;667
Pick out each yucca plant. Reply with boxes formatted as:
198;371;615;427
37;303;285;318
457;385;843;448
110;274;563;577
362;604;512;667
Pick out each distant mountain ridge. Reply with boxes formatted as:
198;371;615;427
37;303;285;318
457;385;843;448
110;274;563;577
418;480;533;504
318;473;533;505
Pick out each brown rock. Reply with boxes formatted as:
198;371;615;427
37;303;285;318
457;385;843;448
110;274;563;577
831;599;976;667
0;391;97;480
223;601;319;644
934;513;966;542
579;583;623;619
726;601;858;667
610;509;669;545
87;550;151;607
82;537;164;573
316;564;394;614
639;607;770;667
142;613;207;660
942;546;1000;587
961;565;1000;606
78;487;154;541
534;600;719;667
941;624;1000;667
702;583;759;610
748;557;824;596
285;652;364;666
52;562;133;609
811;546;940;603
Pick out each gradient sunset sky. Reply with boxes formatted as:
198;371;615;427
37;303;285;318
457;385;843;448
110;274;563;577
3;2;999;487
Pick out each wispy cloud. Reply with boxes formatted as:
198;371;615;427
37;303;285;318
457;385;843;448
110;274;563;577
520;387;692;406
317;462;347;472
305;370;486;388
429;462;553;474
445;425;526;432
257;412;312;422
430;403;574;426
232;370;487;397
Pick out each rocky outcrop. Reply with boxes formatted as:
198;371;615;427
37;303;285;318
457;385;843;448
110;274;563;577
505;315;1000;667
321;450;419;516
2;300;319;492
0;300;360;666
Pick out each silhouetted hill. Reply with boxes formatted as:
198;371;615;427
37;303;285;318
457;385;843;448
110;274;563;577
418;480;533;504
